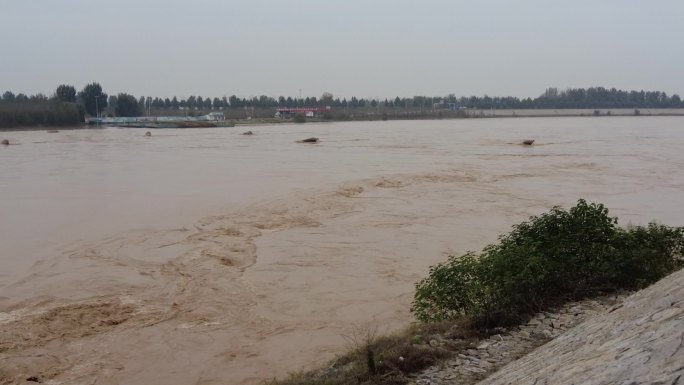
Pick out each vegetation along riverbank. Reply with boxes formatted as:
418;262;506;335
2;83;683;129
269;200;684;385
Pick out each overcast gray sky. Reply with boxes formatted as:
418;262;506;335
1;0;683;99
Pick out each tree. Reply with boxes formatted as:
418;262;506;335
212;97;222;109
2;91;15;102
138;96;146;113
115;93;141;117
55;85;77;103
78;82;108;116
320;92;333;106
229;95;239;108
108;95;118;114
30;94;48;103
187;96;196;109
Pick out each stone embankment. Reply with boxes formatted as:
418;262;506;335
411;293;628;385
413;268;684;385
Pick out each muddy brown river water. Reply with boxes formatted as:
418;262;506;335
1;117;683;384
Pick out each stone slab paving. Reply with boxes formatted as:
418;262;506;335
477;268;684;385
412;293;627;385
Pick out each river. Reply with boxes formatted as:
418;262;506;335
1;117;683;384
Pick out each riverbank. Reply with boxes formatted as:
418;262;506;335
478;267;684;385
0;125;87;132
3;108;684;132
272;268;684;385
269;291;630;385
458;107;684;117
413;292;629;385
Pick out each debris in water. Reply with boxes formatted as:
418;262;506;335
297;137;319;143
242;131;254;135
522;139;535;145
145;131;152;137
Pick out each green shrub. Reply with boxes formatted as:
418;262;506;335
412;253;487;322
611;223;684;288
412;200;684;325
293;114;306;123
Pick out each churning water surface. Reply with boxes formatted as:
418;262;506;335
1;117;683;384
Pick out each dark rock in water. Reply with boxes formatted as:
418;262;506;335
1;139;9;145
47;130;59;133
298;137;319;143
26;376;41;383
145;131;152;137
242;131;254;135
522;139;535;145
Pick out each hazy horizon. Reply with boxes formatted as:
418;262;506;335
2;0;683;99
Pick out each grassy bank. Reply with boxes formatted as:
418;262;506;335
267;321;466;385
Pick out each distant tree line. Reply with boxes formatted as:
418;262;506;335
527;87;682;109
1;84;682;128
0;89;82;128
104;88;684;111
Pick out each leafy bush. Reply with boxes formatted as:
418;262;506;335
411;253;486;322
292;114;306;123
611;223;684;288
412;200;684;325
